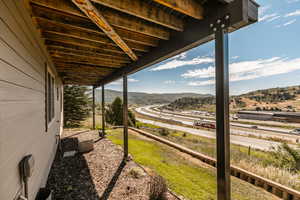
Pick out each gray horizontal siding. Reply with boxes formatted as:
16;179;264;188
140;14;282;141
0;0;63;199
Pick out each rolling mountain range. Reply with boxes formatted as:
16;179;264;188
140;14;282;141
95;89;212;105
164;85;300;112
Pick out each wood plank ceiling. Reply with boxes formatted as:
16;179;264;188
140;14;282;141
28;0;207;85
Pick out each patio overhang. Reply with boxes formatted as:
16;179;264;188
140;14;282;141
26;0;258;86
26;1;259;200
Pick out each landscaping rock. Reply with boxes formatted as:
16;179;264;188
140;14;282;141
78;140;94;153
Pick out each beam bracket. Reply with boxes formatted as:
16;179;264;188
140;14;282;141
209;14;231;33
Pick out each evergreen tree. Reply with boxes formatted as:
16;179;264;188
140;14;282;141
105;97;136;126
64;85;91;127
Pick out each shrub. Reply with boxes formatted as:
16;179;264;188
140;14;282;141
149;173;167;200
158;128;170;136
105;97;136;126
271;143;300;171
128;167;145;179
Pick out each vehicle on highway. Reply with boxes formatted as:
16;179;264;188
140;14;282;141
251;125;258;129
193;120;216;129
232;115;239;120
290;128;300;134
193;120;202;126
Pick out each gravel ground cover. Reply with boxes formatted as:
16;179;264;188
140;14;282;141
46;130;178;200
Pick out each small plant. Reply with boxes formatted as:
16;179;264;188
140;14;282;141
158;128;170;136
128;167;145;179
182;132;187;137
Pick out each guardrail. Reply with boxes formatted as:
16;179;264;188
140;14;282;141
128;127;300;200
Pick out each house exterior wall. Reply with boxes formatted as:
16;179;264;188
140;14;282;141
0;1;63;199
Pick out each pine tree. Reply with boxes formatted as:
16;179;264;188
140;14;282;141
64;85;91;127
105;97;136;126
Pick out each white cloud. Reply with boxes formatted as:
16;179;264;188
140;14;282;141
129;78;139;82
164;80;176;84
259;13;280;22
171;52;187;60
182;65;215;79
231;56;239;59
287;0;300;3
285;10;300;17
283;19;297;26
259;5;271;16
275;19;297;28
150;57;214;71
188;80;215;86
183;57;300;86
267;15;281;22
109;78;139;85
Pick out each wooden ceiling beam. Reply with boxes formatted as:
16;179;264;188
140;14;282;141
153;0;203;19
58;73;107;79
91;0;183;31
48;46;130;61
72;0;137;61
44;39;124;55
54;61;116;71
63;81;98;86
57;70;111;77
51;57;124;68
35;17;159;47
49;52;130;64
96;0;259;86
30;1;169;40
59;73;106;78
42;31;150;52
56;67;112;74
62;77;99;83
45;41;143;57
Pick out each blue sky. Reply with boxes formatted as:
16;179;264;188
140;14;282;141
107;0;300;95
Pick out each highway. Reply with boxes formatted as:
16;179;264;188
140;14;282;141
136;106;300;143
137;118;282;151
151;106;296;133
135;106;300;150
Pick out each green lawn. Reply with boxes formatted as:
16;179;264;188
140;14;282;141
107;129;278;200
136;122;274;165
135;122;300;191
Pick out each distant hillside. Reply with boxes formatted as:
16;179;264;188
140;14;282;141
164;96;215;111
165;85;300;112
95;89;211;105
231;85;300;112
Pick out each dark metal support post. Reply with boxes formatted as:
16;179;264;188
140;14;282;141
92;86;95;130
123;76;128;158
101;85;105;136
215;25;230;200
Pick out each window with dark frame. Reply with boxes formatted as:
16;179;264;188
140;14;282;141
57;86;59;101
47;71;55;125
